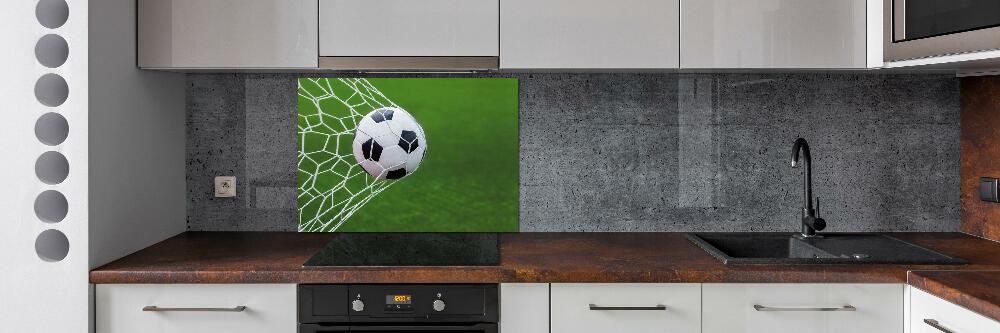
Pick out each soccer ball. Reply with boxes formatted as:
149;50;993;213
352;107;426;180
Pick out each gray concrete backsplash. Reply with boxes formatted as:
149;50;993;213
186;73;960;232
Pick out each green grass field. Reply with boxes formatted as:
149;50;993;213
297;78;519;232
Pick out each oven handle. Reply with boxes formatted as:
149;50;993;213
298;325;348;333
348;323;497;331
299;323;498;332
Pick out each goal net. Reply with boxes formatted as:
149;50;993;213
297;78;399;232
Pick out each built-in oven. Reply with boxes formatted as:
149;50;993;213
298;284;498;333
884;0;1000;61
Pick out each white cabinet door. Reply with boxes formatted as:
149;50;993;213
551;283;700;333
500;283;549;333
910;287;1000;333
680;0;868;68
702;283;903;333
319;0;499;57
96;284;297;333
501;0;680;69
137;0;318;68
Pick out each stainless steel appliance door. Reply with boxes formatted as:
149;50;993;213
895;0;1000;41
885;0;1000;61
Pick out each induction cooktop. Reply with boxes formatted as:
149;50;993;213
303;233;500;266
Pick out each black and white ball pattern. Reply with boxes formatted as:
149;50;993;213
352;107;426;180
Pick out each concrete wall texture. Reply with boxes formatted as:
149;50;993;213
186;73;960;232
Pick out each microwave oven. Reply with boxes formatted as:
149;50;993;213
884;0;1000;62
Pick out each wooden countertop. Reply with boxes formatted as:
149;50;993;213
91;232;1000;284
908;270;1000;322
90;232;1000;321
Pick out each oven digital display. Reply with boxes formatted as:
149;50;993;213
386;295;412;304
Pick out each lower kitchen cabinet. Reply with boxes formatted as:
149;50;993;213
500;283;548;333
910;286;1000;333
702;283;904;333
96;284;297;333
550;283;701;333
94;282;997;333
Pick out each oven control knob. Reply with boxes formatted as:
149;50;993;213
432;299;446;312
351;299;365;312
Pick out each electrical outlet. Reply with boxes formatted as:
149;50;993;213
215;176;236;198
981;177;999;202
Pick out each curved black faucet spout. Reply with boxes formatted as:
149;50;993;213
791;138;825;237
791;138;812;211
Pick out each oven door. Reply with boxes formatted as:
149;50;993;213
300;323;498;333
885;0;1000;61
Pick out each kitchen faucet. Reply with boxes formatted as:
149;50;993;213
791;138;826;238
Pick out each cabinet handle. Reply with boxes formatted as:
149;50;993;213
142;306;247;312
753;304;856;312
589;304;667;311
923;319;955;333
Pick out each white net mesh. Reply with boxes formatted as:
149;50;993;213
297;78;399;232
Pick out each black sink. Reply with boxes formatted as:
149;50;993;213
687;233;966;265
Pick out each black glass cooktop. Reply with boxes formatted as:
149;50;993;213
303;233;500;266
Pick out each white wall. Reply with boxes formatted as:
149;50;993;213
0;0;90;330
0;0;184;331
88;0;186;269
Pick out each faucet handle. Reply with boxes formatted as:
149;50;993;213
811;216;827;232
815;196;820;218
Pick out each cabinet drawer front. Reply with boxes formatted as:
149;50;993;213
96;284;296;333
319;0;499;57
551;283;700;333
702;283;902;333
910;287;1000;333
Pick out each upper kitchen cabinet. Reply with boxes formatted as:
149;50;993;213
318;0;500;70
681;0;879;69
138;0;318;69
501;0;680;69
